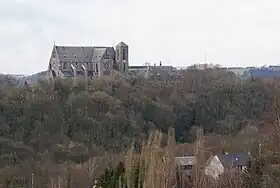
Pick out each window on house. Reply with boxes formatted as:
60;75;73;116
63;63;67;69
122;49;126;61
123;64;126;72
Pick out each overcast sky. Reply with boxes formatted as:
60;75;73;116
1;0;280;75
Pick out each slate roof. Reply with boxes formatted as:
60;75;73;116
55;46;115;63
93;47;106;61
217;153;251;168
55;46;94;62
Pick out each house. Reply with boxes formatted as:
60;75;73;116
47;41;129;79
204;153;251;179
174;156;196;176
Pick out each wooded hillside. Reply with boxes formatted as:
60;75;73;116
0;68;278;166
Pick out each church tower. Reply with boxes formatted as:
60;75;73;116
115;42;129;75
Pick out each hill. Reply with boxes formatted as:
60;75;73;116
0;68;278;166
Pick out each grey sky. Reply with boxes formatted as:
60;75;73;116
1;0;280;75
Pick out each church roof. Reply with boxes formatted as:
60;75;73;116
54;46;115;62
55;46;94;62
93;47;107;62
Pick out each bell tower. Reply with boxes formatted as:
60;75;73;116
115;41;129;75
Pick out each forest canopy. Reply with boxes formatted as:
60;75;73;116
0;68;278;165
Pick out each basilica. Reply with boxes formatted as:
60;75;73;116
48;41;129;79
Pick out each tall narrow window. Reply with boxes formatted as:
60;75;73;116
122;49;126;61
96;63;98;72
123;64;126;72
63;63;67;69
116;49;120;61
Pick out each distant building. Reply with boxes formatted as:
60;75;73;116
204;153;250;179
225;65;280;78
129;64;179;79
175;156;196;176
48;41;178;80
248;66;280;78
175;155;196;171
48;41;129;79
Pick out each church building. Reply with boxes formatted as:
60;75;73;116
48;41;129;79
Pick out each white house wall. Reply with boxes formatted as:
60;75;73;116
204;156;224;180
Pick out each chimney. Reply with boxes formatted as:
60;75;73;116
160;61;162;66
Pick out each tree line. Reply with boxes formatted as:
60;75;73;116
0;68;278;166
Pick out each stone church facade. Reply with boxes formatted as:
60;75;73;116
48;41;129;79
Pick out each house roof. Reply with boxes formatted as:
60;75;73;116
217;153;251;168
175;156;196;166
